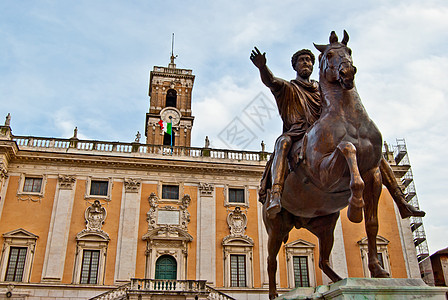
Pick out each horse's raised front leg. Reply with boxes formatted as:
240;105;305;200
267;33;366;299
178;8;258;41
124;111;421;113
307;212;343;283
363;167;390;278
336;141;365;223
320;141;365;223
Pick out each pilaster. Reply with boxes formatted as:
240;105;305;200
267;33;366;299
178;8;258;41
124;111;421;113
41;175;77;282
196;183;216;285
115;178;142;283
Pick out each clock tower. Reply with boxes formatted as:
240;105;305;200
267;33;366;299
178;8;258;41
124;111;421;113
145;54;195;147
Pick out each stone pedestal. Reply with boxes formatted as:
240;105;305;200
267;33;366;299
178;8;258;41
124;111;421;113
276;278;448;300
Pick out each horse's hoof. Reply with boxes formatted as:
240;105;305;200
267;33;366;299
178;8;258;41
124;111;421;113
369;263;390;278
347;205;363;223
269;292;279;300
372;269;390;278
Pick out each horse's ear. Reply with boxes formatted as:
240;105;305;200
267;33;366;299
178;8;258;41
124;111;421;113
341;30;349;45
329;31;338;44
314;43;326;53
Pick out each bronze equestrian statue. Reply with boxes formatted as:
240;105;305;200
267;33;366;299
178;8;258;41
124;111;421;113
251;31;425;299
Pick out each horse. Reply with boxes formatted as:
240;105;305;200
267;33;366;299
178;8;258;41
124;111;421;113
263;30;390;299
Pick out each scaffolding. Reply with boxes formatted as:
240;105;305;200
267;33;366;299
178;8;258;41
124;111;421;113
389;138;430;262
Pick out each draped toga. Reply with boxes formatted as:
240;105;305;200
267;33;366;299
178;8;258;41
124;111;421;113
259;78;322;204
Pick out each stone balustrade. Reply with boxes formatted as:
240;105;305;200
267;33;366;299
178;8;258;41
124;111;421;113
12;135;270;162
89;279;235;300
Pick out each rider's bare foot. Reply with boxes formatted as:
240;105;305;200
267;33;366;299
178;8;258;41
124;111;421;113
267;185;282;219
398;202;426;218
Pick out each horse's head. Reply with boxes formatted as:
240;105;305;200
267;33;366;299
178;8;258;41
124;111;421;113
314;30;357;90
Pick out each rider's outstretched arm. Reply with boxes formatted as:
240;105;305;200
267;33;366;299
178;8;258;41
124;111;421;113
250;47;283;92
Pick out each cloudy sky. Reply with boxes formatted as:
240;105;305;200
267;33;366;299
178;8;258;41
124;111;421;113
1;1;447;254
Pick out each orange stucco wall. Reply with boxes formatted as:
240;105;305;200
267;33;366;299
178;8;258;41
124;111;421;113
215;187;225;287
184;185;197;280
62;179;123;285
341;187;407;278
0;175;56;282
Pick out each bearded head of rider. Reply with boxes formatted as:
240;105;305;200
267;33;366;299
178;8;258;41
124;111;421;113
291;49;315;81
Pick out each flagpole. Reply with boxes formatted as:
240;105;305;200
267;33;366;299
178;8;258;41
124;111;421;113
169;116;173;155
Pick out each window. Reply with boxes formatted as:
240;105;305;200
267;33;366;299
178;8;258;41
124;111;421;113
229;188;245;204
166;89;177;108
74;231;109;285
293;256;309;287
358;236;391;278
23;178;42;193
0;229;38;283
230;255;246;287
285;239;316;288
5;247;27;282
80;250;100;284
18;174;46;198
85;178;112;201
90;180;108;196
155;255;177;280
377;253;384;269
162;185;179;200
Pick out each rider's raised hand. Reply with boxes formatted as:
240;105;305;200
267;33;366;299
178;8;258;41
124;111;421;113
250;47;267;69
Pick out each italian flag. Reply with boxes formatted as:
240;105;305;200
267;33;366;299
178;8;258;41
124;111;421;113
158;120;172;135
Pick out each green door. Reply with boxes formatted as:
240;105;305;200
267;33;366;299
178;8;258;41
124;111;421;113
155;255;177;280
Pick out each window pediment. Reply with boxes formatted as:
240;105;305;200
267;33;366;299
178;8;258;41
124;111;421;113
222;235;254;247
285;239;315;249
142;226;192;242
3;228;38;240
76;230;110;242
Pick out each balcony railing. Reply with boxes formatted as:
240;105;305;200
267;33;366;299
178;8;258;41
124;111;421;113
12;135;270;162
90;279;235;300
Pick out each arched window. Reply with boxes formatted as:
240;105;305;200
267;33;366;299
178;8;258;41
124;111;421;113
155;255;177;280
166;89;177;108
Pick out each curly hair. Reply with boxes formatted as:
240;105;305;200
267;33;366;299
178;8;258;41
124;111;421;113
291;49;315;70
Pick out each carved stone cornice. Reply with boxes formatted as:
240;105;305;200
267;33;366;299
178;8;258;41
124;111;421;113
124;178;141;193
199;183;214;196
58;175;76;190
12;150;265;177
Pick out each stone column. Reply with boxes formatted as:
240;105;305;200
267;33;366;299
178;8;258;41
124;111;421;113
196;183;216;285
114;178;142;283
41;175;76;282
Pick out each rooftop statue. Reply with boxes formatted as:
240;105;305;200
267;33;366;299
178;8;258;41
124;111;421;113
251;30;425;299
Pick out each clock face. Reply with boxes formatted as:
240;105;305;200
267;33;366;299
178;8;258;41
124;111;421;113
160;108;181;126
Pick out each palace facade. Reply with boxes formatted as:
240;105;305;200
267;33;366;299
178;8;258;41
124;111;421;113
0;56;425;300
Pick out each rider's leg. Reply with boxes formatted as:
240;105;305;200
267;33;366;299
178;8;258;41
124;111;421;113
380;157;425;218
267;135;292;218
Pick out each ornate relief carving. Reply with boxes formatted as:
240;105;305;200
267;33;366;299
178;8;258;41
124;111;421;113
124;178;141;193
85;200;107;232
58;175;76;190
180;194;191;230
0;162;8;179
147;193;159;230
226;206;247;237
199;183;214;196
